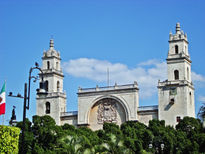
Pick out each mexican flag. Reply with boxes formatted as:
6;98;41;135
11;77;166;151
0;82;6;115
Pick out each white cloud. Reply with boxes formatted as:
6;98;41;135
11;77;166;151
63;58;205;99
198;96;205;102
192;72;205;82
138;59;161;66
63;58;167;99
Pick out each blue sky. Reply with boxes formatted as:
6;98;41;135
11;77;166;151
0;0;205;124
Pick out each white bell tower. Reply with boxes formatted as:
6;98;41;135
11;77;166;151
36;39;67;125
158;23;195;127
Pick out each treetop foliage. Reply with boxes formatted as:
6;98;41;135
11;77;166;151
15;116;205;154
0;125;20;154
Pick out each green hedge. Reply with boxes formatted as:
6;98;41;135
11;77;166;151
0;125;20;154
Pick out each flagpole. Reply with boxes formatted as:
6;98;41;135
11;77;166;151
107;68;109;87
3;80;6;125
1;80;6;125
0;80;6;125
2;114;4;125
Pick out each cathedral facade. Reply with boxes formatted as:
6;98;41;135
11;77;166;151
36;23;195;130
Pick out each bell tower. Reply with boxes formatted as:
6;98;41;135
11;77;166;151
158;23;195;127
36;39;67;125
167;23;191;82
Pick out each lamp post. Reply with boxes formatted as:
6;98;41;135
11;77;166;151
8;62;47;154
161;143;164;154
148;143;165;154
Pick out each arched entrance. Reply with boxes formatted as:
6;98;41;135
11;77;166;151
88;98;126;130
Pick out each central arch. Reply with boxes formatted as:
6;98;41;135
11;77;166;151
88;96;128;130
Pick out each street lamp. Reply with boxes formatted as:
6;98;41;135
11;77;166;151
149;143;153;149
148;143;165;154
8;62;47;154
161;143;164;154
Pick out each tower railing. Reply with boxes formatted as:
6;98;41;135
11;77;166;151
167;52;190;59
41;68;63;75
158;80;193;87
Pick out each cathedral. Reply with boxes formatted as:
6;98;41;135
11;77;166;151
36;23;195;130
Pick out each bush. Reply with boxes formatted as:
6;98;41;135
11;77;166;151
0;125;20;154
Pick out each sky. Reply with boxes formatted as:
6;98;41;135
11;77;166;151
0;0;205;124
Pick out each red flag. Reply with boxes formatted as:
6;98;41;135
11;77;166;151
0;82;6;115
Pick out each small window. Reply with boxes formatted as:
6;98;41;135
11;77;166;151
46;102;50;114
175;45;179;54
174;70;179;80
176;116;181;122
45;80;48;91
47;61;50;69
57;81;60;92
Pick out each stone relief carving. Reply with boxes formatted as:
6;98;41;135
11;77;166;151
97;99;117;124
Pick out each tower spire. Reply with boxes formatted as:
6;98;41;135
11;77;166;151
49;39;54;49
176;22;181;34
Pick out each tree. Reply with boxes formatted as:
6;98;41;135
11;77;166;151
121;121;153;151
76;127;100;147
198;103;205;129
16;115;64;153
198;103;205;120
15;116;205;153
148;120;176;153
102;133;132;154
57;135;85;154
103;122;122;137
176;117;202;137
175;117;204;153
0;125;20;154
124;137;142;154
16;118;34;154
32;115;63;152
193;133;205;153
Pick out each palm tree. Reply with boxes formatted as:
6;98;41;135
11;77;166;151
198;103;205;127
57;135;85;154
101;133;133;154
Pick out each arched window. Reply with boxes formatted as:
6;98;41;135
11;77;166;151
46;102;50;114
45;80;48;91
175;45;179;54
47;61;50;69
56;62;59;70
187;67;189;80
174;70;179;80
57;81;60;92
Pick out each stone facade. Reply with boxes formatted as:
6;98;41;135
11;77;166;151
77;83;139;130
138;106;158;126
36;23;195;129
